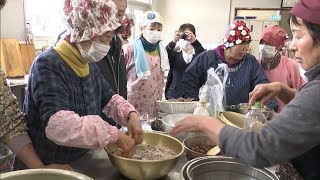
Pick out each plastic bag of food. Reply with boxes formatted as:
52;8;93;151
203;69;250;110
199;64;228;117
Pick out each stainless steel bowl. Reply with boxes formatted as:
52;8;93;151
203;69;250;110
105;132;184;180
183;135;220;160
181;156;279;180
0;169;93;180
161;113;192;141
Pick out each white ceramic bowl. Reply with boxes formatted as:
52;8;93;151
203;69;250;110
157;101;197;114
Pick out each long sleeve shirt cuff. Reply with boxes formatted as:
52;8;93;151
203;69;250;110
191;39;201;46
219;125;241;158
167;41;176;50
46;110;118;149
102;94;137;126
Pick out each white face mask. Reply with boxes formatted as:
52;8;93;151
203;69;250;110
259;44;277;59
180;39;192;50
144;30;161;44
80;41;111;63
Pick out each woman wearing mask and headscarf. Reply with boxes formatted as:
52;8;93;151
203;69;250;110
182;21;277;110
172;0;320;179
165;23;205;99
22;0;143;178
123;11;169;118
259;25;305;112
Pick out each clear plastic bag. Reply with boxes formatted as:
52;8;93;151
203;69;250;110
188;100;210;137
199;64;229;117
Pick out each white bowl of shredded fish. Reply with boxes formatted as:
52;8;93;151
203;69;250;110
105;132;184;180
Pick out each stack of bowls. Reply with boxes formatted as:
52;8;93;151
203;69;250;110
180;156;279;180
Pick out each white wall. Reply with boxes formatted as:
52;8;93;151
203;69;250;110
152;0;231;49
0;0;25;41
152;0;282;49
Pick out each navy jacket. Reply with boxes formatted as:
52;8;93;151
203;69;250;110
96;35;127;127
182;45;277;109
165;40;205;99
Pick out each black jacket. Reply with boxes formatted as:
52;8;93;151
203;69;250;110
96;35;127;127
165;40;205;99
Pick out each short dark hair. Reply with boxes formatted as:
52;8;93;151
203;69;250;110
179;23;196;36
290;14;320;46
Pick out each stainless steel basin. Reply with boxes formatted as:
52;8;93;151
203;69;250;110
0;169;93;180
181;156;279;180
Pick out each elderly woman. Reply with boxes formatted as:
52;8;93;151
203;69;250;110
123;11;169;117
172;0;320;179
22;0;142;178
259;25;305;111
182;21;277;110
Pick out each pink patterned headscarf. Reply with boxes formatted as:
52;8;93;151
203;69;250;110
63;0;121;43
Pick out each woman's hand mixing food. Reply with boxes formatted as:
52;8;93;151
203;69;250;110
116;131;136;158
127;112;143;144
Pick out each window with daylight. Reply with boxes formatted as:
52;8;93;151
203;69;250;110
126;0;152;40
25;0;66;50
25;0;152;50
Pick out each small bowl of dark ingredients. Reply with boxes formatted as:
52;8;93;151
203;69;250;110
183;135;221;160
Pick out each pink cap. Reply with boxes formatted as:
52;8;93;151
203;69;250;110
291;0;320;25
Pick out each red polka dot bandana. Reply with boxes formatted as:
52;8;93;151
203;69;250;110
224;21;251;48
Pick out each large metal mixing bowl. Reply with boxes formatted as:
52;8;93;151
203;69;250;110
220;111;245;128
105;132;184;180
0;169;93;180
220;111;263;131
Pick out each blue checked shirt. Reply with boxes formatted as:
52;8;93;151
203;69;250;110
182;49;278;110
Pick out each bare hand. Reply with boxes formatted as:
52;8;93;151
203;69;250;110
173;30;180;43
249;82;281;106
186;32;196;43
170;115;204;136
44;164;73;171
170;115;225;145
127;112;143;144
116;131;135;158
